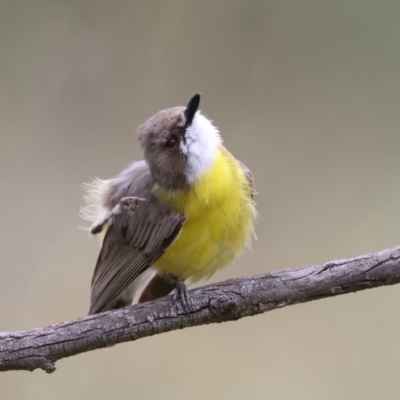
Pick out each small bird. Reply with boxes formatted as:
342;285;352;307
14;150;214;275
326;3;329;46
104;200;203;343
81;94;256;314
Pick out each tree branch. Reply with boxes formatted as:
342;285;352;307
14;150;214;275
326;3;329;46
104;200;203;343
1;245;400;374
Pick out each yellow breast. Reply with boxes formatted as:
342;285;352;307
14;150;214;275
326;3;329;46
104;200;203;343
153;146;256;282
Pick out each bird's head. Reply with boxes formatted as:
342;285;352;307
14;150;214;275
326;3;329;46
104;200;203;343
137;94;222;190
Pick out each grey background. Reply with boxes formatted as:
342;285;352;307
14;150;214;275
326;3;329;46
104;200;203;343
1;1;400;399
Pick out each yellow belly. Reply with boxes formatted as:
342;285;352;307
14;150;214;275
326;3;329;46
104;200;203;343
153;146;256;282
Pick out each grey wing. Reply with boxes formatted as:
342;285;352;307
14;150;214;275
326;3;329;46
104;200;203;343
236;159;255;199
89;161;185;314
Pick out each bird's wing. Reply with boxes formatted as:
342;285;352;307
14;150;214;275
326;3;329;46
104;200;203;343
89;161;185;314
236;159;255;199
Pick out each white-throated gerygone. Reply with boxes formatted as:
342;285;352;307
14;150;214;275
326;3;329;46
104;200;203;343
81;94;256;314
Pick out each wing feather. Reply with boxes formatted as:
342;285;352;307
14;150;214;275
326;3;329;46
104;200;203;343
89;161;185;314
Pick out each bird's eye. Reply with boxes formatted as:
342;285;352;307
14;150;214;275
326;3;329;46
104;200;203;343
165;138;177;149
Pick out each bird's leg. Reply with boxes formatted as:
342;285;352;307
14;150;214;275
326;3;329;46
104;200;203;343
139;273;178;303
173;280;191;311
90;196;145;234
139;274;193;312
90;211;112;234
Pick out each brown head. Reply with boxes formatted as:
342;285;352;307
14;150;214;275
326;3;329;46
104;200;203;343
137;94;222;190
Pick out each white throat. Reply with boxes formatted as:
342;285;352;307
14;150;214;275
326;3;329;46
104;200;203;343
179;111;222;185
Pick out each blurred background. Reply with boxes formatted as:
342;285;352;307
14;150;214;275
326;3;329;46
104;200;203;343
1;1;400;399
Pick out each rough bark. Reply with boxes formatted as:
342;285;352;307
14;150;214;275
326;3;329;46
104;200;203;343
1;245;400;374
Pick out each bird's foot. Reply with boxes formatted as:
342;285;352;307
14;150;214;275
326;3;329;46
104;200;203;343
173;281;191;311
118;197;145;213
90;197;145;234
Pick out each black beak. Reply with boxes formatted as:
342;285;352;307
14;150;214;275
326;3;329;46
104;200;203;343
184;93;200;128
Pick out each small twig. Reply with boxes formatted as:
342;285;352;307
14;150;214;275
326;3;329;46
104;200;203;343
1;245;400;373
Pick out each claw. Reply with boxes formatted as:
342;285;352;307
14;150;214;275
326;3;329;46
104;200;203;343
173;281;191;311
119;197;145;212
90;196;145;235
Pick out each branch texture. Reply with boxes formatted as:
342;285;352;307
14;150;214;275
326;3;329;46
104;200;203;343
1;245;400;373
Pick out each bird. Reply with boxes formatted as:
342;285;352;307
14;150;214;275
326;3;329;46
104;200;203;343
81;93;257;314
